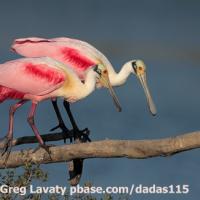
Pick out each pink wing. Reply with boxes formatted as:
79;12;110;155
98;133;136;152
11;37;96;79
0;58;65;96
0;86;25;103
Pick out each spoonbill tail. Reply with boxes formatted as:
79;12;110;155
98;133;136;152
0;57;117;154
11;37;156;136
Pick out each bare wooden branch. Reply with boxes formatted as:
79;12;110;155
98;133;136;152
1;131;200;169
0;131;73;148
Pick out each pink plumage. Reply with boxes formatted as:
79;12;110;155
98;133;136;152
11;37;97;79
25;63;65;85
0;55;108;154
0;86;25;103
0;57;65;100
60;47;95;70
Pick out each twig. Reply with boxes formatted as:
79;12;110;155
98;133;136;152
0;131;73;148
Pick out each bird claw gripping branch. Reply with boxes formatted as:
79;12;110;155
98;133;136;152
75;128;91;142
33;143;55;160
0;136;13;165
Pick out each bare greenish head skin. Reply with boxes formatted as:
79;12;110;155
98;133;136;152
131;60;157;116
93;64;122;112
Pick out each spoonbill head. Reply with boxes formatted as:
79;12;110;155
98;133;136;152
120;59;157;116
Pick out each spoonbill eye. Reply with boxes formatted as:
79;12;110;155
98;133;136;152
136;66;145;75
138;66;143;71
103;70;107;74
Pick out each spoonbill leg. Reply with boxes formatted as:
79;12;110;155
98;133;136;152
63;100;91;142
50;98;74;143
0;100;27;156
27;103;52;154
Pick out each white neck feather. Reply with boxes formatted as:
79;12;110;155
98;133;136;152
108;62;133;86
77;69;97;99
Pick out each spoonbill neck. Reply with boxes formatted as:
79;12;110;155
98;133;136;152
77;69;97;99
108;63;132;86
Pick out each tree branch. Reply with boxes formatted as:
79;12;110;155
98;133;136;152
0;131;74;148
1;131;200;169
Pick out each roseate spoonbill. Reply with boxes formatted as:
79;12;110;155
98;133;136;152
11;37;156;137
11;37;157;185
0;57;118;154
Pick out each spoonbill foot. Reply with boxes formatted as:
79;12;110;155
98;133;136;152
33;143;55;158
50;122;73;143
0;136;13;165
50;121;68;132
0;136;13;156
74;128;91;142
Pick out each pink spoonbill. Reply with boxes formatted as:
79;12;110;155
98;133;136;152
0;57;118;154
11;37;157;138
11;37;157;184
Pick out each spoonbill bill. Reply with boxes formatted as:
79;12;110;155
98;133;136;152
0;57;117;154
11;37;156;138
